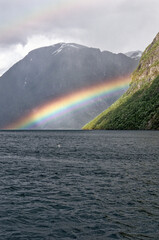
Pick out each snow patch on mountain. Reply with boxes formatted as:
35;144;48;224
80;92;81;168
52;43;83;56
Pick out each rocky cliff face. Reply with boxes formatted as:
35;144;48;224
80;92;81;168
0;43;138;129
83;33;159;130
132;33;159;88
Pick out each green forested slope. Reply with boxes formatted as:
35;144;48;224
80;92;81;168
83;33;159;130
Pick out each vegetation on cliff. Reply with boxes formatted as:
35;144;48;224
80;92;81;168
83;33;159;130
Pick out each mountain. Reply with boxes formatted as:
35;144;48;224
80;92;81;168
0;43;139;129
125;51;142;60
83;33;159;130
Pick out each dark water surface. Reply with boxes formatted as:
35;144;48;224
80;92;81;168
0;130;159;239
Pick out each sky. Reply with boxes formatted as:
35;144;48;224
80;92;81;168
0;0;159;76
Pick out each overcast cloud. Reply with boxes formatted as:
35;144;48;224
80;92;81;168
0;0;159;75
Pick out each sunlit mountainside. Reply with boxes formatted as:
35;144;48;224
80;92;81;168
83;33;159;130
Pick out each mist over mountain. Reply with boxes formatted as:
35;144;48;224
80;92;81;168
83;33;159;130
125;51;142;60
0;43;139;129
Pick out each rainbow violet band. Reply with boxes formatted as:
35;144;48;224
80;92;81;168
5;76;130;129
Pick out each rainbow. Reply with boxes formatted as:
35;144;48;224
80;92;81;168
5;76;130;130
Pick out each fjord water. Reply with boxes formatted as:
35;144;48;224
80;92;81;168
0;130;158;240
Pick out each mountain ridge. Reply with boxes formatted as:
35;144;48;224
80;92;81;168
0;42;139;129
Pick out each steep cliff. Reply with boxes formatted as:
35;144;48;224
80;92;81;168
83;33;159;130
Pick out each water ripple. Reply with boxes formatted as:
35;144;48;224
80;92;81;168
0;130;159;239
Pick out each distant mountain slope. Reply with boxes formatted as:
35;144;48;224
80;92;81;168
125;51;142;60
83;33;159;130
0;43;138;129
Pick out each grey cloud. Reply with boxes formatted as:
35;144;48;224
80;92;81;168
0;0;159;52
